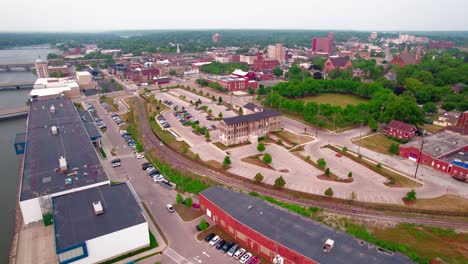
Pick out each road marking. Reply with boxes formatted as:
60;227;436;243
202;251;210;257
164;247;189;264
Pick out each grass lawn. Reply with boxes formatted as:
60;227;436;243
276;130;314;145
173;203;203;222
354;133;397;155
241;155;275;170
297;93;369;108
406;195;468;213
369;223;468;264
423;123;444;134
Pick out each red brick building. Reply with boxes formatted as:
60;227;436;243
429;41;454;49
399;131;468;181
311;32;334;55
125;68;160;83
199;186;414;264
204;76;258;92
212;33;221;43
390;48;423;67
253;53;279;72
384;120;417;139
324;57;352;73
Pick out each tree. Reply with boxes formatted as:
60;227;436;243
239;107;244;116
325;168;331;176
223;156;231;166
185;197;193;208
218;96;223;104
404;189;417;201
169;69;177;76
176;193;184;204
388;143;400;155
263;153;272;164
274;176;286;188
198;219;209;231
254;173;264;183
317;158;326;169
342;146;348;152
348;172;353;178
441;102;457;111
218;112;223;119
205;130;210;140
211;95;216;101
273;67;283;77
423;102;438;114
257;143;266;152
324;187;334;197
368;117;378;131
382;96;425;125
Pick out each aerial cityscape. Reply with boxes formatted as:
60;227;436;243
0;1;467;264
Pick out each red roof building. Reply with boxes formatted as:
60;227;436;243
390;48;423;67
384;120;417;139
253;53;279;72
429;41;454;49
324;57;352;73
204;76;258;92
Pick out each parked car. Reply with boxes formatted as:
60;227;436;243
248;256;260;264
204;233;215;242
221;241;233;253
141;161;151;167
166;204;175;213
227;244;238;257
153;175;165;183
233;248;246;259
136;153;145;159
240;252;252;264
208;236;220;246
111;162;121;167
215;240;226;250
142;164;153;170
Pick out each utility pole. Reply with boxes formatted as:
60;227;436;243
358;121;363;155
413;137;425;179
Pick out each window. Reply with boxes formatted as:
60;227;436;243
237;231;246;241
221;219;226;227
260;245;270;256
229;226;234;234
58;245;87;263
206;209;212;217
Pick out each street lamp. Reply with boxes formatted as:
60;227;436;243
358;121;364;156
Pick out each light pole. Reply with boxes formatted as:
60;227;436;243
358;121;363;156
413;136;425;179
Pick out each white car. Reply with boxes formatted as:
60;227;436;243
166;204;174;213
233;248;245;259
239;252;252;264
208;235;220;246
136;154;145;159
153;175;165;183
111;162;121;168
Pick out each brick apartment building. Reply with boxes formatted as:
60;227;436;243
253;53;279;72
204;76;258;92
384;120;417;140
218;104;282;146
311;32;334;55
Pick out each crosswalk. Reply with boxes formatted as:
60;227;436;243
165;247;191;264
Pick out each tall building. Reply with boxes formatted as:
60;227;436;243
267;44;286;64
311;32;334;55
212;33;221;43
370;32;378;40
34;57;49;78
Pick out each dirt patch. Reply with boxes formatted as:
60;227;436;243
404;195;468;213
353;133;397;155
241;155;275;170
335;153;342;157
173;203;203;222
276;130;314;145
279;169;289;173
205;160;225;170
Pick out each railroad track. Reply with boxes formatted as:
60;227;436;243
134;97;468;230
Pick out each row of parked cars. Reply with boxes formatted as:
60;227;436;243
156;115;171;129
204;233;260;264
162;99;178;110
112;114;126;127
119;129;137;150
85;103;107;130
100;101;112;112
173;109;199;126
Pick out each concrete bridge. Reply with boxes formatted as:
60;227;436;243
0;63;34;71
0;81;34;90
0;106;29;120
0;59;109;72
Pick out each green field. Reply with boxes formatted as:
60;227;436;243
298;93;369;107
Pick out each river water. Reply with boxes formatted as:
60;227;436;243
0;45;53;262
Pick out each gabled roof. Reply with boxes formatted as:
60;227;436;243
328;57;350;68
386;120;416;133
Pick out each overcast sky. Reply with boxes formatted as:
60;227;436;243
3;0;467;32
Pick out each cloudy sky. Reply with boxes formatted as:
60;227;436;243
3;0;467;32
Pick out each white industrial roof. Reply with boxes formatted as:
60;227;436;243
29;87;72;97
76;71;92;77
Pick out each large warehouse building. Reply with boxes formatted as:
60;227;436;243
17;97;109;225
53;183;149;264
399;130;468;181
199;187;413;264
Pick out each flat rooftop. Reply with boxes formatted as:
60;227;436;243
402;130;468;158
20;97;109;201
53;183;146;251
201;187;413;264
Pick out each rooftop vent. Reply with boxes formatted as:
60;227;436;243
50;105;56;113
254;107;263;112
93;201;103;215
51;126;58;135
59;156;67;173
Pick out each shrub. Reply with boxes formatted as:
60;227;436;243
325;187;334;197
342;146;348;152
257;143;266;152
317;158;326;169
254;173;264;183
376;163;382;169
198;219;209;231
348;172;353;178
277;139;283;144
223;156;231;166
306;155;311;161
274;176;286;188
404;189;417;201
388;143;400;155
185;197;193;208
263;153;272;164
176;193;184;204
325;168;331;176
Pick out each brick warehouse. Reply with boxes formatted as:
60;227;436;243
199;186;413;264
399;130;468;181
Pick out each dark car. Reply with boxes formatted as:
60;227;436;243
221;242;233;253
215;240;226;250
142;164;153;170
141;162;151;167
204;233;215;242
196;222;210;231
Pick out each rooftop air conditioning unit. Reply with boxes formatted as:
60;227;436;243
51;126;58;135
50;105;56;113
254;107;263;112
59;156;67;173
93;201;104;215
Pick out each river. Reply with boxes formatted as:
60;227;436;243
0;45;53;262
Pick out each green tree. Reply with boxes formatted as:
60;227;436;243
274;176;286;188
324;187;334;197
185;197;193;208
198;219;209;231
317;158;326;169
325;168;331;176
423;102;438;114
273;67;283;77
263;153;272;164
404;189;417;201
211;95;216;101
176;193;184;204
368;117;378;131
257;143;266;152
169;69;177;76
348;172;353;178
388;143;400;155
218;96;223;104
382;96;425;125
223;156;231;166
218;112;223;119
205;130;210;140
254;173;264;183
239;107;243;116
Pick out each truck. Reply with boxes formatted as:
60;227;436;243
323;239;334;252
160;179;177;190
